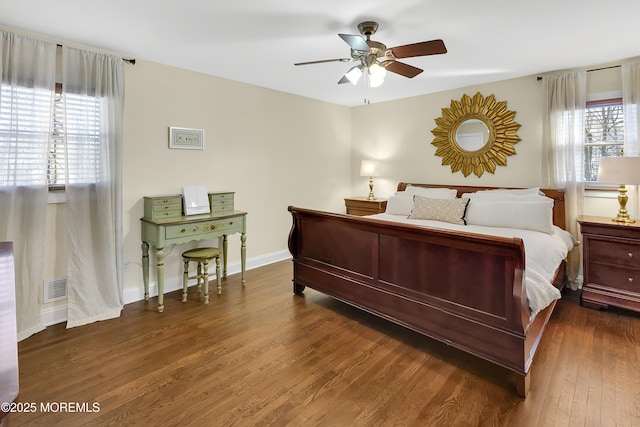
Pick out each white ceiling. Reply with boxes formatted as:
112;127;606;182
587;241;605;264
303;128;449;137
2;0;640;107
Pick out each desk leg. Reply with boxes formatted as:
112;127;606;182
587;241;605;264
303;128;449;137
222;235;228;277
142;242;149;301
156;247;165;313
241;232;246;285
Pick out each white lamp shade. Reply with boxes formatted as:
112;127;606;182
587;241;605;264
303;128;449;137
345;66;362;85
360;160;379;177
368;63;386;88
598;157;640;185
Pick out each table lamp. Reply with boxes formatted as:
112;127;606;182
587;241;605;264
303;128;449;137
360;160;379;200
597;156;640;223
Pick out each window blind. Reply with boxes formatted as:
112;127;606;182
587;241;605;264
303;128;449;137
0;82;103;187
63;91;102;184
0;84;53;186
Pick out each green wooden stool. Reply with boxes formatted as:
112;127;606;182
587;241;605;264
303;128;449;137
182;247;222;304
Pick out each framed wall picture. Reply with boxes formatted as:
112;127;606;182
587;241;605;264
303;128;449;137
169;127;205;150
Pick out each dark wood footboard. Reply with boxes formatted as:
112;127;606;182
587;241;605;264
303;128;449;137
287;206;560;397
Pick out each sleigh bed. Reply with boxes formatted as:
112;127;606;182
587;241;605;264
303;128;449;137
287;183;572;397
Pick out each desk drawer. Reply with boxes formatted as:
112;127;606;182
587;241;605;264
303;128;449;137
144;196;182;220
152;208;182;219
211;201;234;213
165;217;241;239
209;192;234;213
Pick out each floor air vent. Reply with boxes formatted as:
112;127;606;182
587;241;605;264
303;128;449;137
44;278;67;303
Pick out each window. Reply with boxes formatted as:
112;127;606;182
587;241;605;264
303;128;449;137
584;98;624;183
0;84;52;186
0;81;102;190
64;91;102;185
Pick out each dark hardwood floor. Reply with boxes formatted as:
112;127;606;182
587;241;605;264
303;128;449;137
8;260;640;426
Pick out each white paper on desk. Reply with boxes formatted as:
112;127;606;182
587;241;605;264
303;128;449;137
182;185;210;215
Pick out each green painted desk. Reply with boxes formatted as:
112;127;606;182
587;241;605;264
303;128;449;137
141;210;247;312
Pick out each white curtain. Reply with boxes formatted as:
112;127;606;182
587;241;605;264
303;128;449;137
622;59;640;218
542;71;587;289
62;47;124;328
0;32;56;339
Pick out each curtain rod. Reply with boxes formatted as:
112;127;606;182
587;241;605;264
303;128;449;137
56;43;135;65
536;64;620;81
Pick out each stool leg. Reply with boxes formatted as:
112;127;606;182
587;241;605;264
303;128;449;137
216;256;222;295
202;260;210;304
196;262;203;292
182;259;189;302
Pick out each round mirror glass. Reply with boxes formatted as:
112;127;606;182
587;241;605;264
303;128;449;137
455;119;490;152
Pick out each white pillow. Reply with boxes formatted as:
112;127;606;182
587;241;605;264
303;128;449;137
403;186;458;199
384;194;414;216
469;187;541;198
465;196;554;234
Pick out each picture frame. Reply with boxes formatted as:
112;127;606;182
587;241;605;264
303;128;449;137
169;127;205;150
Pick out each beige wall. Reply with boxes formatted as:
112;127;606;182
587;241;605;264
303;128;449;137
44;59;352;309
350;75;544;198
350;66;622;218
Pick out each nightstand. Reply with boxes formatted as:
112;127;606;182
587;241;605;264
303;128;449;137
344;197;387;216
578;215;640;313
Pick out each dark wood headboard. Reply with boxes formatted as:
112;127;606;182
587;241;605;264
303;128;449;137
397;183;567;230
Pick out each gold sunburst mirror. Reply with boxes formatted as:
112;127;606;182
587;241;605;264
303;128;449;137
431;92;520;177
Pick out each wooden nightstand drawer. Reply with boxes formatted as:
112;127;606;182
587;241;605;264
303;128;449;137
588;239;640;267
589;263;640;293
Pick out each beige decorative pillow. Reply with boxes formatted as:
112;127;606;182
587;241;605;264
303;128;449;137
408;196;470;225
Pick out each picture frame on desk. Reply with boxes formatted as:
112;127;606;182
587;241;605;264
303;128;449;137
169;127;204;150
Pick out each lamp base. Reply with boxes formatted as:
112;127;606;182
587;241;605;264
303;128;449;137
612;184;636;223
612;215;636;224
367;176;375;201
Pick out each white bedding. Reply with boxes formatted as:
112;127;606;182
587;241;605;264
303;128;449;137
367;213;575;319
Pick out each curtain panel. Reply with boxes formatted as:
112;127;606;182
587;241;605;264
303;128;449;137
62;46;124;328
542;71;587;289
622;59;640;218
0;31;56;340
1;30;125;338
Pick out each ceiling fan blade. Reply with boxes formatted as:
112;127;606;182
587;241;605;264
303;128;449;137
294;58;353;66
391;39;447;59
338;34;370;52
384;61;424;78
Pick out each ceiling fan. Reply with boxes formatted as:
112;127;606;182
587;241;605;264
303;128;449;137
294;21;447;87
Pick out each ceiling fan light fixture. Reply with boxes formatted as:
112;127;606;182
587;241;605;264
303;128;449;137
345;65;363;85
368;62;386;87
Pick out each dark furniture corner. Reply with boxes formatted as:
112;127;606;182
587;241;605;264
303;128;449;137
0;242;18;425
344;197;388;216
578;215;640;313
